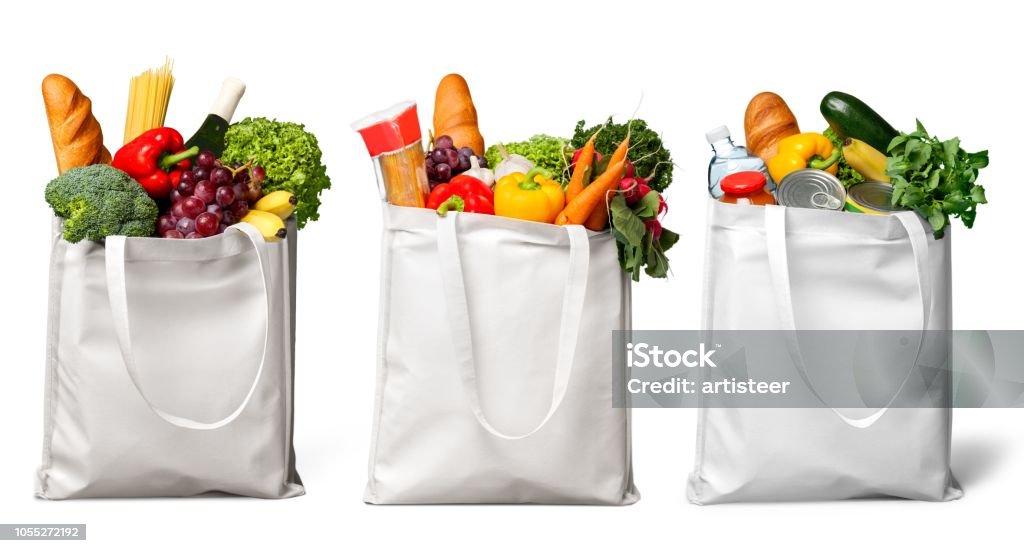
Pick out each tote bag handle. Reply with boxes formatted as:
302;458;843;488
436;213;590;441
764;205;932;428
104;223;273;430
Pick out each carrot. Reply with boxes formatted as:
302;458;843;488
583;131;631;231
566;133;597;202
583;191;612;231
607;128;631;166
556;159;626;226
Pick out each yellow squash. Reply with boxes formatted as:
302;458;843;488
842;137;890;183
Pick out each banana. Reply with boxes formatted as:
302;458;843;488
239;209;287;242
842;137;890;183
254;190;298;220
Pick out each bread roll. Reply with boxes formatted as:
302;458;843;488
744;92;800;162
42;74;111;174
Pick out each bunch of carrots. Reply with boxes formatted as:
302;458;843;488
555;129;631;230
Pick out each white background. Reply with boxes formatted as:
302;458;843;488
2;0;1022;550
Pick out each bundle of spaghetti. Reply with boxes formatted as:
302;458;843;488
122;58;174;144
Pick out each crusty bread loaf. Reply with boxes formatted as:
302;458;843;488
744;92;800;162
433;73;484;155
42;74;111;174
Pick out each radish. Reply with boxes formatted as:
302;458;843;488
644;219;663;240
624;159;635;179
620;177;652;206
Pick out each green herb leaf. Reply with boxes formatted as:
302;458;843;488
970;185;987;204
610;195;646;247
968;151;990;169
659;228;680;252
887;134;909;152
927;205;947;232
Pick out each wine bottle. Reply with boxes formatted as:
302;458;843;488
185;77;246;157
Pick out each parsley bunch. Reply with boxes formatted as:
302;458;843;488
886;120;988;238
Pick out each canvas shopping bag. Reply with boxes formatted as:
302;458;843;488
688;201;961;503
37;219;303;499
365;205;638;505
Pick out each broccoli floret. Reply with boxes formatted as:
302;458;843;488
45;165;159;243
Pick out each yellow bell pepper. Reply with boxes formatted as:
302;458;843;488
494;167;566;224
767;132;842;183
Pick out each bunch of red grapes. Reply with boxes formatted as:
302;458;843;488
156;151;266;239
425;135;486;190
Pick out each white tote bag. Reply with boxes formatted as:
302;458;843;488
688;201;961;503
366;205;638;505
37;219;304;499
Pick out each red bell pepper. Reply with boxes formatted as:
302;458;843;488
112;127;199;199
427;174;494;215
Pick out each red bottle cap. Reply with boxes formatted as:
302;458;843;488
352;101;423;157
721;171;767;196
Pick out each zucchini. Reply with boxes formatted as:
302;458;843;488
820;91;899;153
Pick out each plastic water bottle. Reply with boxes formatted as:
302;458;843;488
706;125;774;199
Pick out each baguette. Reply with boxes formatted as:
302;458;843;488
744;92;800;162
42;74;111;174
432;74;484;155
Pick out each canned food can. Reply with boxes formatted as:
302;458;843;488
775;169;846;210
845;181;906;214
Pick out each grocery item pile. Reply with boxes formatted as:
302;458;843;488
707;91;989;238
353;74;677;280
42;59;331;242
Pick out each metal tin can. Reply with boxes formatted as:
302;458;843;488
775;169;846;210
845;181;906;214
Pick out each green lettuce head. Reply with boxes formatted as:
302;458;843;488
222;117;331;229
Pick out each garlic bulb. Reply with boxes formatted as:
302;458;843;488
493;143;534;181
462;156;495;187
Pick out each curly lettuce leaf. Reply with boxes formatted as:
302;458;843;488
485;135;570;184
823;127;864;187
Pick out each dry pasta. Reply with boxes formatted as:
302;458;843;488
123;58;174;144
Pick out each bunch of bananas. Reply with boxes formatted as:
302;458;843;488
238;190;298;242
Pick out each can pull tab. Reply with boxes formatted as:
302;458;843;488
811;192;842;210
